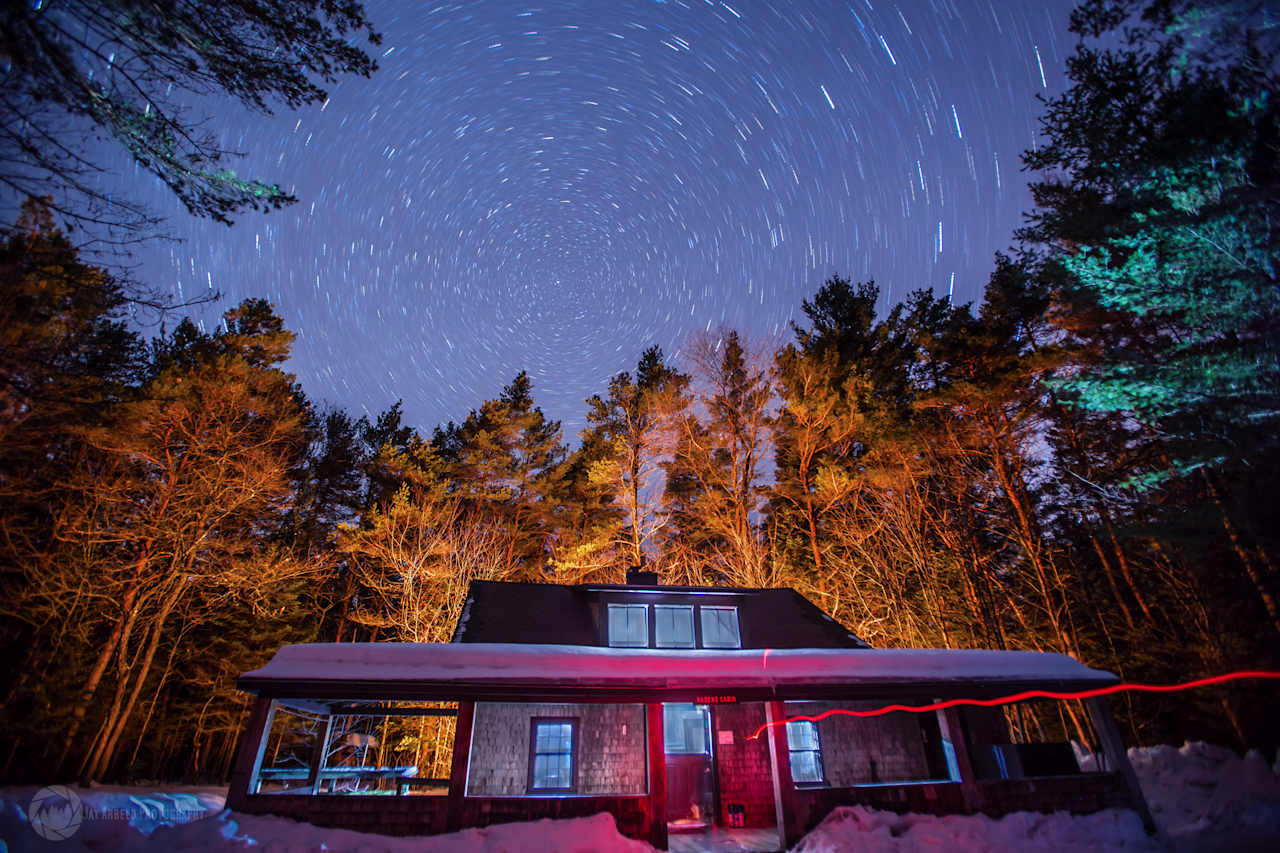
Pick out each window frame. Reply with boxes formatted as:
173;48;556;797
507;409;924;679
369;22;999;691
699;605;742;649
607;603;650;648
654;604;697;649
786;720;826;786
527;717;578;794
663;703;713;755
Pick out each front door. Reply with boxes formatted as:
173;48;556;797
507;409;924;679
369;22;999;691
663;703;715;831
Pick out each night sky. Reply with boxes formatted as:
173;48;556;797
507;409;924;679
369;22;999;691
125;0;1078;439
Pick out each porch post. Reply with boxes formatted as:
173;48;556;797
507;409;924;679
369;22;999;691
766;700;802;848
226;697;277;810
446;701;475;833
646;702;668;851
1086;697;1157;834
307;714;335;795
935;705;982;812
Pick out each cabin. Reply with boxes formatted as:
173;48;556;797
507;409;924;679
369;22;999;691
227;573;1154;851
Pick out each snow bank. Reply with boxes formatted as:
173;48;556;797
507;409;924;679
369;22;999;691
1108;742;1280;852
0;785;226;852
791;805;1160;853
3;741;1277;852
797;741;1280;853
0;786;651;852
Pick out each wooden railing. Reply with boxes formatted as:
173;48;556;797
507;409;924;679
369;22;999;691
255;766;450;795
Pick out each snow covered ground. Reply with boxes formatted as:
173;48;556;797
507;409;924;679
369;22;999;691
1122;742;1280;853
0;790;651;853
791;805;1159;853
2;742;1277;852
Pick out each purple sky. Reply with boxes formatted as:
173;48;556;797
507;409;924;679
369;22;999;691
121;0;1078;438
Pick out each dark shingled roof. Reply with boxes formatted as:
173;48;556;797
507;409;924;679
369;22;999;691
451;580;869;649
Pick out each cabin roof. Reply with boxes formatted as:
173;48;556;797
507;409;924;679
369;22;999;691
451;579;869;648
238;642;1117;706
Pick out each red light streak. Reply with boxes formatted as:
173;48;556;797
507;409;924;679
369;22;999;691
745;670;1280;740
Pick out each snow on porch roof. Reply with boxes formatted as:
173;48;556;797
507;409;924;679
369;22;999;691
239;643;1117;703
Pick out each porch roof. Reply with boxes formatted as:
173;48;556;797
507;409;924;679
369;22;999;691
239;642;1117;706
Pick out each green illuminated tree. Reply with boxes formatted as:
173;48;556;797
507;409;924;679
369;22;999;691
1024;0;1280;633
1023;0;1280;487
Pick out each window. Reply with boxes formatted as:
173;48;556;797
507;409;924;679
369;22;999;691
663;704;711;754
654;605;695;648
787;720;825;784
607;603;648;647
700;606;741;648
529;719;576;792
605;601;742;649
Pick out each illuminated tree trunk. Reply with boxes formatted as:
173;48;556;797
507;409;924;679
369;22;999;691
83;582;184;781
58;583;135;771
1202;471;1280;636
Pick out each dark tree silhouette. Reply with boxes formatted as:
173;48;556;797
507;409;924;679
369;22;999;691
0;0;379;237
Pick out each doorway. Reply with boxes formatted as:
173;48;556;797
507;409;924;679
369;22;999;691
663;703;716;832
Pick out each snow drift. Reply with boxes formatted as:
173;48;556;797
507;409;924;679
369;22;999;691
2;741;1278;851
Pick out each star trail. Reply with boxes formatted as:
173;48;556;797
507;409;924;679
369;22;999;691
128;0;1077;438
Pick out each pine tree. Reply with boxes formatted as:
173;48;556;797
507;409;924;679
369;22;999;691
662;331;774;586
14;299;310;781
0;199;144;775
1023;0;1280;488
289;407;366;556
0;198;141;440
1023;0;1280;635
441;372;567;574
584;346;690;572
545;424;625;582
772;277;912;578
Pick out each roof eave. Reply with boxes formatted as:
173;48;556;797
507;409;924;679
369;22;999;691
237;673;1119;706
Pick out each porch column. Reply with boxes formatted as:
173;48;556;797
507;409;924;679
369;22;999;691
306;714;335;795
226;696;277;810
446;701;476;833
935;705;982;812
646;702;668;851
766;700;802;848
1086;697;1158;835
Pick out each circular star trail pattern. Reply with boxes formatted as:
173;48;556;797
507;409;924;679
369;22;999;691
136;0;1078;438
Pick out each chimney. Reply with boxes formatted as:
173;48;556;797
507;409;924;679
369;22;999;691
625;567;659;586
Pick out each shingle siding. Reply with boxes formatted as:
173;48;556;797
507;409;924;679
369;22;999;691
467;702;648;796
785;700;936;786
712;702;778;828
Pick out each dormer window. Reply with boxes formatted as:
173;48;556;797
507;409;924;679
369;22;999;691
607;603;648;647
604;601;741;649
700;606;742;649
654;605;696;648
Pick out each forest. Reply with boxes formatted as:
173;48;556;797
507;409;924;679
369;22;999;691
0;0;1276;785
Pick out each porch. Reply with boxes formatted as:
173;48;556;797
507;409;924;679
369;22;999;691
227;642;1153;850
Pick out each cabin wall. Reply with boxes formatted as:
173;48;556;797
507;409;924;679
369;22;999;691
467;702;647;796
785;701;936;785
